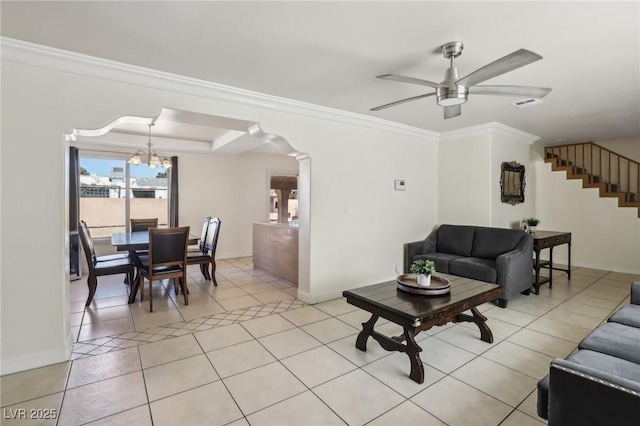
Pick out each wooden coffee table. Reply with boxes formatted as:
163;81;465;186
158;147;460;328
343;274;502;383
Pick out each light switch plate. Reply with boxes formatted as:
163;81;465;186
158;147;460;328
394;179;406;191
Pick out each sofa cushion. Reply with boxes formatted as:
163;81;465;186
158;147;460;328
413;253;463;274
436;225;475;257
471;227;525;260
608;304;640;329
567;349;640;383
579;322;640;364
449;257;497;283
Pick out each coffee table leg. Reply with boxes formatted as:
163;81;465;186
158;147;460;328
471;307;494;343
403;328;424;384
356;313;379;351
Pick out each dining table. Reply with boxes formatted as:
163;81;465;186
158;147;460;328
111;231;199;303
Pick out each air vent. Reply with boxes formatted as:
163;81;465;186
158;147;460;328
512;98;543;108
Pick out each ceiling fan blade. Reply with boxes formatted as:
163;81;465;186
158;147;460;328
370;92;436;111
376;74;443;89
470;85;552;98
444;105;462;119
456;49;543;88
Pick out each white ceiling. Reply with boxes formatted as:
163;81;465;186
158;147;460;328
2;1;639;147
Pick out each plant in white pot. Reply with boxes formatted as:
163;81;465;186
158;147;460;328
524;217;541;234
410;259;436;287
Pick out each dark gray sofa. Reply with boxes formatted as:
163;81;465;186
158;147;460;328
537;281;640;426
404;224;533;308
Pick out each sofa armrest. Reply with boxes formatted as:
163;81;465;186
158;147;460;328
496;233;533;299
546;358;640;426
631;281;640;305
403;230;437;273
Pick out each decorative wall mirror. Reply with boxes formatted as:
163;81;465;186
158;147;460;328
500;161;526;205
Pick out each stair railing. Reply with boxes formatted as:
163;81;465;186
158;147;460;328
545;142;639;203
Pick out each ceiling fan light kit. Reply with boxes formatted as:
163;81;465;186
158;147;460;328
371;41;551;119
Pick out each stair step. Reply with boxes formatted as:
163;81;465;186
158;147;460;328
571;174;590;178
567;173;588;180
601;192;622;198
609;193;639;203
583;182;603;189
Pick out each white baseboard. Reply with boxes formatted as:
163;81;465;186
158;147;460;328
217;252;252;260
540;257;640;275
296;288;344;304
571;260;640;276
1;333;73;375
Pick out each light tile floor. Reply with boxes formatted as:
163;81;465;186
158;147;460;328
1;259;638;426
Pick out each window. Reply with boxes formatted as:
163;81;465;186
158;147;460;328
79;156;168;238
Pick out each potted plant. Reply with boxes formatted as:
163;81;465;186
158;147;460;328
410;259;436;287
524;217;540;234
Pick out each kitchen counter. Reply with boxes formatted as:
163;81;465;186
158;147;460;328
252;222;298;285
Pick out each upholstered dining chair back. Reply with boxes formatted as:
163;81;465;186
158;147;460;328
130;217;158;232
204;217;221;255
139;226;190;312
198;216;211;252
79;220;98;265
149;227;189;265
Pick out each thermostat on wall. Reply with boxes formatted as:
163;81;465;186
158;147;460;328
394;179;406;191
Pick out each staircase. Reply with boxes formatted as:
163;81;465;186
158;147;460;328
545;143;640;218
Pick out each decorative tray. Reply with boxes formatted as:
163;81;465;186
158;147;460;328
396;274;451;296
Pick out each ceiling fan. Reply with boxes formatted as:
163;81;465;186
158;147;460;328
370;41;552;119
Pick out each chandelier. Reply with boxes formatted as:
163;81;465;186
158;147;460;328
127;124;172;168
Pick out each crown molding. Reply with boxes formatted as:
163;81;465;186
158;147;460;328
439;122;540;144
1;37;439;143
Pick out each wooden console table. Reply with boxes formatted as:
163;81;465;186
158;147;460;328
532;231;572;294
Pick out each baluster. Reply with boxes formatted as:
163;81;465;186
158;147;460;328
589;144;596;183
598;146;602;183
609;151;612;188
627;159;631;197
617;155;620;192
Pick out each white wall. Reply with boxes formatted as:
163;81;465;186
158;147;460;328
490;133;533;228
178;151;298;259
290;122;439;300
533;160;640;273
438;134;492;226
596;137;640;162
438;124;535;228
0;60;437;373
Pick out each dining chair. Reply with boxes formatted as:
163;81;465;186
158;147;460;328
137;226;190;312
78;221;135;307
81;220;130;263
130;218;158;260
187;217;222;286
130;218;159;232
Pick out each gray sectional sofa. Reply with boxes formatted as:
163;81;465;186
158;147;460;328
537;281;640;426
404;224;533;308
